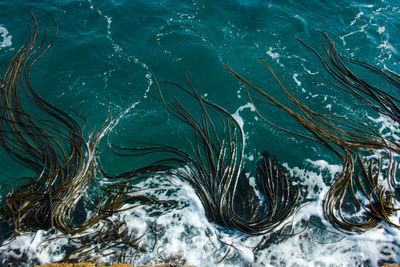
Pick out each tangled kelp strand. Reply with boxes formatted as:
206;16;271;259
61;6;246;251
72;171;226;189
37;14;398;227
0;13;176;264
109;74;300;236
226;62;398;155
297;30;400;126
296;30;400;191
295;31;400;228
225;58;400;232
0;13;94;233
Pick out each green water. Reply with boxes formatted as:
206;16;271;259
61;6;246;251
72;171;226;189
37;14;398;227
1;0;400;265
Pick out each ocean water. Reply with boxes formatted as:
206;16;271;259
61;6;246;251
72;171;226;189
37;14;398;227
0;0;400;266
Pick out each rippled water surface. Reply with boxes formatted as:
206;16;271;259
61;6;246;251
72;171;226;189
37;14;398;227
1;0;400;266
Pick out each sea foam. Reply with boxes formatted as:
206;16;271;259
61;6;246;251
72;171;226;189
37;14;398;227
0;25;12;49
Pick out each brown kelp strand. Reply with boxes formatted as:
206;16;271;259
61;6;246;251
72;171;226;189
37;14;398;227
0;13;95;234
297;30;400;127
0;14;181;264
252;152;300;233
295;30;400;191
295;31;400;228
0;13;171;253
323;150;396;232
60;218;146;263
225;62;398;156
110;75;299;235
225;62;399;233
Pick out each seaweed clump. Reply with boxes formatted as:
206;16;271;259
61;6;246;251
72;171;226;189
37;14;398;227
297;30;400;127
0;13;171;264
225;35;400;233
0;13;99;234
110;75;300;235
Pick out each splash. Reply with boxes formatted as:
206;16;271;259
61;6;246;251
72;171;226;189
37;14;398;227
0;25;12;48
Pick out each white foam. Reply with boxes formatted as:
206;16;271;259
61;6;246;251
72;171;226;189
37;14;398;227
378;40;397;56
350;11;364;26
306;159;342;176
105;15;112;35
368;113;400;142
0;230;68;265
231;102;255;130
2;158;400;266
0;25;12;48
283;162;328;200
87;0;94;9
266;47;279;59
87;0;128;59
301;62;319;75
340;24;368;46
292;73;301;87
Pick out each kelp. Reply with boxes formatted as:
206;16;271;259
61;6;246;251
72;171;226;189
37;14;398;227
57;217;145;263
295;30;400;192
297;30;400;126
0;12;96;234
225;59;400;233
5;10;399;263
0;13;174;263
295;31;400;229
225;61;398;156
110;75;299;235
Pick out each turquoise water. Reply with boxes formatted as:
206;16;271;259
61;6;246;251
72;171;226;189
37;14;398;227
1;0;400;266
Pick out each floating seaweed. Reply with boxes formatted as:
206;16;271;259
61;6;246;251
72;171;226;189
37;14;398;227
7;10;399;264
225;56;400;232
296;30;400;194
0;12;98;234
110;74;299;236
297;30;400;126
0;13;174;264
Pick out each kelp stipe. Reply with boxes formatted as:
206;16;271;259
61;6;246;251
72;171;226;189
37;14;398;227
0;15;223;260
297;30;400;127
296;30;400;193
0;12;98;234
252;152;300;233
0;14;174;264
295;31;400;231
225;60;400;233
110;73;300;236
